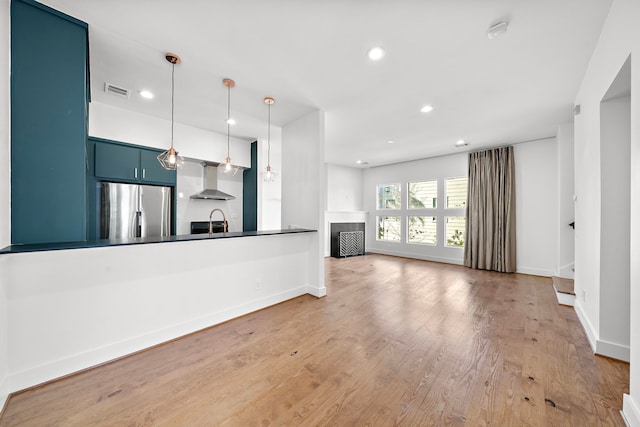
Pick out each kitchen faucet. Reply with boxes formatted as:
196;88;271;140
209;208;228;234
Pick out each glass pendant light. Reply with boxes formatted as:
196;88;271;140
157;53;184;170
262;97;278;182
219;78;239;176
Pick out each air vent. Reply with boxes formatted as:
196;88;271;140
104;83;130;98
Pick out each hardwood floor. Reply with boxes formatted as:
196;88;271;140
0;254;629;426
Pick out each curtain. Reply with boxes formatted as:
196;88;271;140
464;146;516;273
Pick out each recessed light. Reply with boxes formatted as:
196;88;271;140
367;47;385;61
139;90;154;99
455;139;469;147
387;140;395;144
226;118;236;125
356;160;369;165
420;105;434;113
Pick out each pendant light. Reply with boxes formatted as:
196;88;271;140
262;97;277;182
219;78;239;176
157;53;184;170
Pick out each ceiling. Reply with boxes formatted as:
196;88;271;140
40;0;612;168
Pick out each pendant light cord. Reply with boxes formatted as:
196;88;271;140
227;84;231;158
171;62;175;149
267;102;271;167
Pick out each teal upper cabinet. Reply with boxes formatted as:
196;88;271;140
95;142;140;181
139;149;176;184
93;138;176;186
11;0;88;245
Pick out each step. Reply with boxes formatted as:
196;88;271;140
552;276;575;307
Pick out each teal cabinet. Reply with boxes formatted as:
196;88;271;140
93;139;176;186
11;0;88;245
95;142;140;181
243;141;258;231
140;149;177;185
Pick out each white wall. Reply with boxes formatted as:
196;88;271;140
3;233;317;392
572;0;640;423
361;140;558;275
326;164;364;212
281;110;326;297
324;164;366;256
514;138;558;276
0;0;10;410
89;101;252;168
557;122;575;278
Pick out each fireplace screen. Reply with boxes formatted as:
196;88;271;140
330;222;365;258
339;231;364;257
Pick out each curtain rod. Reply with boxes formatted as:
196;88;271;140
469;135;556;154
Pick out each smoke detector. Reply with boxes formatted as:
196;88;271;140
487;21;509;39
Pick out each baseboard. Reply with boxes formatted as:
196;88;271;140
623;394;640;426
367;249;464;266
367;250;557;276
306;285;327;298
515;266;554;277
574;300;597;353
0;376;8;418
553;284;575;306
7;286;309;393
596;339;630;362
573;300;630;362
557;262;575;279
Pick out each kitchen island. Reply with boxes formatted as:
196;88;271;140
0;228;323;393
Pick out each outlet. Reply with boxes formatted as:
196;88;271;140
256;280;261;290
582;290;586;302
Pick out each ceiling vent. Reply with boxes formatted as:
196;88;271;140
104;82;130;99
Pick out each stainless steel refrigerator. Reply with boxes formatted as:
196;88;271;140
99;182;173;239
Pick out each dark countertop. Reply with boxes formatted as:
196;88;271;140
0;228;317;255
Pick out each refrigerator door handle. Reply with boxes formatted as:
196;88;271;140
134;211;142;237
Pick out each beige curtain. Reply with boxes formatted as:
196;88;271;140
464;146;516;273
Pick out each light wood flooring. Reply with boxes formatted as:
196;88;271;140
0;254;629;426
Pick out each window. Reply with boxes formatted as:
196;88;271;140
377;184;401;210
408;180;437;209
377;216;401;241
445;216;465;247
446;177;467;208
408;216;437;245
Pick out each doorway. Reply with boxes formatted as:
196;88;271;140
598;56;631;361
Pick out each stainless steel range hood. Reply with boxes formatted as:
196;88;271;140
190;165;236;200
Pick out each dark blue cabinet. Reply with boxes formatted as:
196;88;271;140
11;0;88;244
95;142;140;182
93;139;176;186
140;149;176;185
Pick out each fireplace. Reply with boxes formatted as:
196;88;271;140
330;222;365;258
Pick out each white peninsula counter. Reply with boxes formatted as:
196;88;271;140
0;229;323;393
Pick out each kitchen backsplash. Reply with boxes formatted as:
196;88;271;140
176;160;244;234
